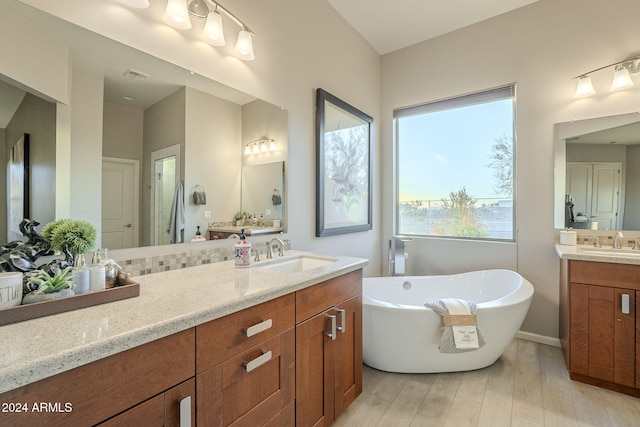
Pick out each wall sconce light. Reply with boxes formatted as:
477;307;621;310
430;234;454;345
574;55;640;98
122;0;255;60
244;138;276;155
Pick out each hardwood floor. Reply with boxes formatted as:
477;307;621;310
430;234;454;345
334;339;640;426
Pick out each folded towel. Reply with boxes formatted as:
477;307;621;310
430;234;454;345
193;189;207;205
425;298;486;353
167;181;185;244
441;298;479;350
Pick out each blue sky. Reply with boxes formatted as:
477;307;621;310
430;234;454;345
397;99;514;202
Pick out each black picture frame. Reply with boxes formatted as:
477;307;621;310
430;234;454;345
316;88;373;237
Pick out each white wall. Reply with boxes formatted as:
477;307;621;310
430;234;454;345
381;0;640;338
69;68;103;242
0;1;68;104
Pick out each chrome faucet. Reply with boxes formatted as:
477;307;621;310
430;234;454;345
267;238;285;259
613;231;624;249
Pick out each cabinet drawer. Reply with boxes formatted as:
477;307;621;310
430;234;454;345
570;260;640;290
98;378;195;427
196;294;295;372
0;329;195;427
296;270;362;323
197;329;295;426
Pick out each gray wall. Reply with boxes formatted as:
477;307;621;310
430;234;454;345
5;93;56;242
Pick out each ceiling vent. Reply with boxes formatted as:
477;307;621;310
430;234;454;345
123;68;150;79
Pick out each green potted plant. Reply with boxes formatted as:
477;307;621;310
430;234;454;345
42;219;97;295
43;219;97;263
233;211;247;226
22;267;76;304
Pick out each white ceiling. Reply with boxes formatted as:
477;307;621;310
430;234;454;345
327;0;540;55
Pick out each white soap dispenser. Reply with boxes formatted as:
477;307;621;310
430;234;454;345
234;229;252;268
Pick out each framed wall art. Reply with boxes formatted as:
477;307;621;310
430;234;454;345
316;89;373;237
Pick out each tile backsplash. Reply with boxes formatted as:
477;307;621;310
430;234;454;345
111;238;290;277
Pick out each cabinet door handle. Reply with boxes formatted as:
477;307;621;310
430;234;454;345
179;395;191;427
244;350;272;372
336;308;346;333
621;294;630;314
244;319;273;337
327;314;337;340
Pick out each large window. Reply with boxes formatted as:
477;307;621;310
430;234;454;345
395;85;516;241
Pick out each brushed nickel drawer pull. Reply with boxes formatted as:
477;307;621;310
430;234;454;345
179;396;191;427
244;319;273;337
244;350;272;372
622;294;630;314
337;308;346;333
327;314;337;340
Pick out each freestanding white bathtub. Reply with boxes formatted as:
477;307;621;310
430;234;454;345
363;269;533;373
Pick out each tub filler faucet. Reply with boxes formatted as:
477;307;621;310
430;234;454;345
389;236;410;276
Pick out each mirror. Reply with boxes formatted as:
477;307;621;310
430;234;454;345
554;112;640;230
1;4;288;249
241;162;285;221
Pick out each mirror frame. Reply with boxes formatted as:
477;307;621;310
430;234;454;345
315;88;373;237
553;112;640;229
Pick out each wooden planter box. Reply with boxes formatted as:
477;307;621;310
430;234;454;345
0;279;140;326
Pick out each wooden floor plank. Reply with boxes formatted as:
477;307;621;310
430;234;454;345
336;339;640;427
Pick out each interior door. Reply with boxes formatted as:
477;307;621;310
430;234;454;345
102;158;139;250
566;162;621;229
591;164;620;230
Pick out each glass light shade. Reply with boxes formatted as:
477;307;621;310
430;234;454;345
203;11;225;46
244;145;251;155
260;142;267;152
120;0;149;8
269;140;276;151
574;76;595;98
235;30;255;61
252;144;259;154
163;0;191;30
610;67;634;91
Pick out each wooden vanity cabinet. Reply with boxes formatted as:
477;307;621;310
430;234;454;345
0;268;364;427
295;270;363;427
560;259;640;396
196;294;296;426
0;329;195;427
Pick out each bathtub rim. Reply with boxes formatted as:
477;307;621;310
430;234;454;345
362;269;533;311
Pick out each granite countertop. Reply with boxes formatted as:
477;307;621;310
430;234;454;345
0;251;368;394
555;244;640;265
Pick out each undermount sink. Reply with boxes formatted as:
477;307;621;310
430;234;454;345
577;247;640;257
257;255;338;273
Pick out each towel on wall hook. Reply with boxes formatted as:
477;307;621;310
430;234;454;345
192;184;207;205
272;188;282;205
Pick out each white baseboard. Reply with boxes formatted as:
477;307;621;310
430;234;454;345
515;330;561;347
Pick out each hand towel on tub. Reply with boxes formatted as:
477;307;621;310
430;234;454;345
424;298;486;353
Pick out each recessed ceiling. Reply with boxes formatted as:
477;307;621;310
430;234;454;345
327;0;540;55
569;122;640;146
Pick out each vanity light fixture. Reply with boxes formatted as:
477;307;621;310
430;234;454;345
244;138;276;155
123;0;255;60
574;55;640;98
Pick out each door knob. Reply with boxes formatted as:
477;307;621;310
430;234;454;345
124;223;132;228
